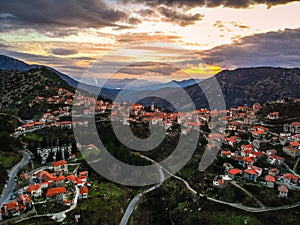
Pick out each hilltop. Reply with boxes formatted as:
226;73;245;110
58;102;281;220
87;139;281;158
0;67;74;119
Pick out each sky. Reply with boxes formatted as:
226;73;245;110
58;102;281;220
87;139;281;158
0;0;300;82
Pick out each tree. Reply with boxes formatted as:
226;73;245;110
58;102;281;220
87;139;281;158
56;149;63;161
46;150;54;163
64;147;69;160
71;142;78;155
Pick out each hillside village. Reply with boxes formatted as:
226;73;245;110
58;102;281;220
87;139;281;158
1;83;300;223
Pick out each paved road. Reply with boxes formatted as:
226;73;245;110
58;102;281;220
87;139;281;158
119;167;165;225
0;113;25;124
0;150;31;206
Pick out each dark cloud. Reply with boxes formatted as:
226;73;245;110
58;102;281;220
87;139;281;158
201;28;300;68
50;48;79;56
137;9;158;17
127;17;142;25
120;0;298;8
0;0;128;33
158;6;204;26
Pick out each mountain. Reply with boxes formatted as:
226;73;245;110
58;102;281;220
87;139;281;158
0;67;74;119
0;55;121;101
0;55;36;71
122;78;202;91
135;67;300;110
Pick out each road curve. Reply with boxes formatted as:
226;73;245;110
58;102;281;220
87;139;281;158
0;150;31;206
119;168;165;225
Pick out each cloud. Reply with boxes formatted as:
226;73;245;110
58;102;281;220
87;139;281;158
127;17;142;25
0;0;128;34
213;21;225;29
50;48;79;56
120;0;298;9
137;9;158;17
116;32;181;44
158;6;204;26
201;28;300;68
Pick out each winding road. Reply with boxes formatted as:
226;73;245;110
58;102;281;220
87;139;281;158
119;164;165;225
0;150;31;207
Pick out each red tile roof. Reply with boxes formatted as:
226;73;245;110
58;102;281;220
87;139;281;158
55;176;66;181
243;156;255;163
26;184;41;192
278;185;288;192
79;171;88;176
35;170;55;181
265;175;275;182
228;168;242;175
283;173;299;180
244;169;258;175
80;186;88;194
46;187;66;197
52;160;67;167
3;201;18;211
19;194;31;204
66;174;77;183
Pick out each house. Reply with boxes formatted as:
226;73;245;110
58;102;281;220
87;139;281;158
279;132;291;145
278;185;288;198
55;175;66;184
26;184;42;197
1;194;31;218
242;156;256;165
227;121;238;131
268;168;280;177
266;149;277;156
227;168;242;179
267;154;285;165
46;187;67;199
251;130;265;139
221;150;231;158
290;122;300;134
79;186;88;199
283;173;299;184
35;170;56;182
1;201;21;217
283;145;300;158
52;160;68;173
292;134;300;142
66;174;77;183
248;165;262;177
267;112;279;120
241;144;254;152
64;200;72;206
265;175;275;188
243;169;258;182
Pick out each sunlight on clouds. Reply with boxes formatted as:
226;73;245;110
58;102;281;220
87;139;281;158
183;64;223;79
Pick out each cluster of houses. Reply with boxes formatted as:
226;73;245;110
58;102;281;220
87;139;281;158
31;87;74;106
1;160;90;220
208;102;300;199
0;194;32;219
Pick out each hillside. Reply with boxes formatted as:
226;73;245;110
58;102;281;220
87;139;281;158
137;67;300;110
0;67;74;119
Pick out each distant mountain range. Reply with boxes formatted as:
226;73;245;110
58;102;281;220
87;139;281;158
1;55;300;110
91;77;201;91
136;67;300;110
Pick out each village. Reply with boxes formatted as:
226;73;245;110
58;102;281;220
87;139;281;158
0;159;90;222
2;85;300;223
